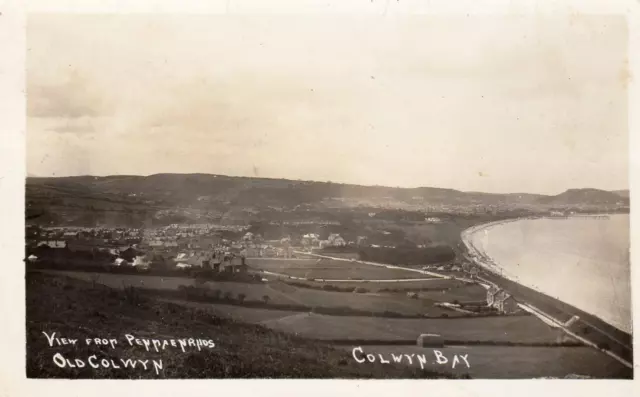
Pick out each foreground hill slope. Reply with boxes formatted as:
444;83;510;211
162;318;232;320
26;271;453;378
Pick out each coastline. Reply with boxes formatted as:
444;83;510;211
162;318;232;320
460;214;630;330
460;215;633;367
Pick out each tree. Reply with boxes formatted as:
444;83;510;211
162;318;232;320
262;295;270;305
237;293;246;304
223;291;233;301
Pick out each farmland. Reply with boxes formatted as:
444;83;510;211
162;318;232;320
246;258;431;280
129;297;564;344
279;276;466;289
27;271;451;379
249;312;565;343
46;270;457;316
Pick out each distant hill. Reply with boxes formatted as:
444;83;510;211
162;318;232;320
537;188;628;206
613;190;630;198
25;174;629;226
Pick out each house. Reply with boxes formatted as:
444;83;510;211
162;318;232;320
132;255;150;268
493;291;519;313
119;247;138;262
221;260;234;273
63;231;79;239
38;240;66;249
187;252;212;268
487;286;519;313
46;240;69;249
231;256;248;273
113;258;129;266
327;234;346;247
175;252;188;261
486;285;500;306
302;234;320;248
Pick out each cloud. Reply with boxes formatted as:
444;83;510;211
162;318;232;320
27;70;113;119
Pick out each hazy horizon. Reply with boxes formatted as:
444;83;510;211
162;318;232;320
25;170;628;196
27;14;629;195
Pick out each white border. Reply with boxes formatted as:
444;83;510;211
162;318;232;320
1;0;638;396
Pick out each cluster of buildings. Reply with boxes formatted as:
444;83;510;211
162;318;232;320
26;224;297;273
300;233;351;250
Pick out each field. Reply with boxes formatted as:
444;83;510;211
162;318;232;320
246;258;430;280
29;270;632;379
251;312;565;343
414;283;489;302
47;270;456;316
27;271;452;378
338;345;632;379
281;277;469;292
150;298;564;344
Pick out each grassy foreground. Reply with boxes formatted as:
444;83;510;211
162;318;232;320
26;271;457;379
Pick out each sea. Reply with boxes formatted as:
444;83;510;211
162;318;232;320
467;214;631;333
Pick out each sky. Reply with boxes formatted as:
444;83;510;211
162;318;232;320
26;14;629;194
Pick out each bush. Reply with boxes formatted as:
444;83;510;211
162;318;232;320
122;286;143;305
354;287;368;294
237;293;247;304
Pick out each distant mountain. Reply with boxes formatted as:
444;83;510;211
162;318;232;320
25;174;629;226
537;188;628;206
613;190;630;198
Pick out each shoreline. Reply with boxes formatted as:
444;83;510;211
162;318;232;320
460;215;632;366
460;214;630;332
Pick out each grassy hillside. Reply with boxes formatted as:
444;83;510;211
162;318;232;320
26;271;456;378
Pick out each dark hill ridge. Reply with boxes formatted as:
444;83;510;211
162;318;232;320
25;174;629;226
26;174;626;204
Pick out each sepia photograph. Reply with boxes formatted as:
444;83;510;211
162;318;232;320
22;9;632;380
